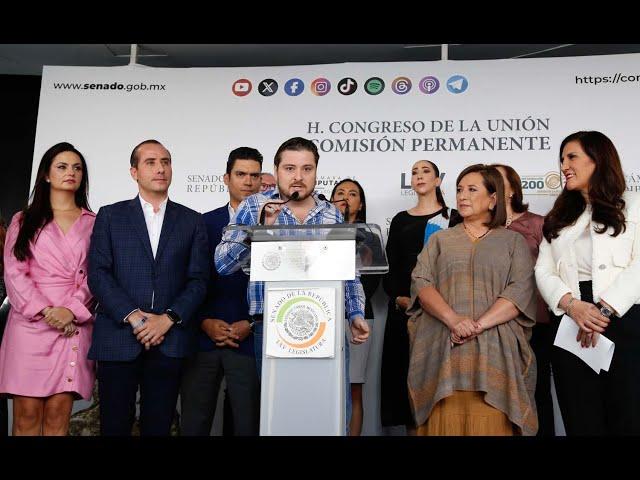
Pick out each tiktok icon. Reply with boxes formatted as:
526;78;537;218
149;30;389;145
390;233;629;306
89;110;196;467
338;77;358;95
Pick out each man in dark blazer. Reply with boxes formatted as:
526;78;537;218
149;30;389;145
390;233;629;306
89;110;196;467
180;147;262;435
88;139;209;436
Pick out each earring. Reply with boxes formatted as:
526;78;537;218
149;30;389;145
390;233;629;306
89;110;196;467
46;179;50;183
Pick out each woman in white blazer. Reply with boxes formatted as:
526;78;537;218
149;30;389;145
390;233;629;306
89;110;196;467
535;130;640;435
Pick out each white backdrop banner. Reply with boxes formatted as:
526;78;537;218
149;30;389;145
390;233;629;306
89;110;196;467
33;54;640;238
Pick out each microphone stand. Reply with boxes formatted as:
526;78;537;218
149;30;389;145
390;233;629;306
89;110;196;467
318;194;350;223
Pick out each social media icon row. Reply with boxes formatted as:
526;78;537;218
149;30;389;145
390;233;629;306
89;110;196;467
389;75;470;95
232;78;353;97
232;75;469;97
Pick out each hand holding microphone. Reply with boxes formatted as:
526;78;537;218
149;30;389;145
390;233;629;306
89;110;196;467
259;191;300;225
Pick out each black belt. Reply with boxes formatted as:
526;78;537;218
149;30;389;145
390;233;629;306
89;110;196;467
250;314;264;322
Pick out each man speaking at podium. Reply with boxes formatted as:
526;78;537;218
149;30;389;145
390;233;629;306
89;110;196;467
214;137;369;430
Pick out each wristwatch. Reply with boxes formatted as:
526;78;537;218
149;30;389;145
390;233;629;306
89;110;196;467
165;309;182;325
597;303;613;318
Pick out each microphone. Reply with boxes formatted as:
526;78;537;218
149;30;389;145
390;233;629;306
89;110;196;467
318;194;350;222
259;191;299;225
317;193;348;205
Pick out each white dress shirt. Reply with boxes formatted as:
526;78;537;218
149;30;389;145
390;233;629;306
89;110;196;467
139;194;168;259
574;223;593;281
123;194;169;324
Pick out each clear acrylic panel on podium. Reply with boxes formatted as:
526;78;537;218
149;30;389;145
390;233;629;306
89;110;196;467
223;222;388;276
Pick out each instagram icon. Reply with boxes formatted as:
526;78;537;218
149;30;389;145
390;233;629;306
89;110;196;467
311;78;331;96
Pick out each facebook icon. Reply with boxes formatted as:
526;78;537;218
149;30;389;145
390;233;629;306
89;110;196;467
284;78;305;96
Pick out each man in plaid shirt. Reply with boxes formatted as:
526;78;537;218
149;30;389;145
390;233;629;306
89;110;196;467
215;137;369;413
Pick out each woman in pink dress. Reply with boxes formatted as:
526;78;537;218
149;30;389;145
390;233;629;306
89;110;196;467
0;142;96;435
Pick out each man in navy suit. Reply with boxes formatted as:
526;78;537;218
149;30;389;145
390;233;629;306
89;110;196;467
88;139;209;436
180;147;262;435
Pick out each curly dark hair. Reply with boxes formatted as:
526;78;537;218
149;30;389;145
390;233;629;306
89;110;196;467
543;131;626;242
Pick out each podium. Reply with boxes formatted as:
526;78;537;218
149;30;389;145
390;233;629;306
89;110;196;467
224;223;388;435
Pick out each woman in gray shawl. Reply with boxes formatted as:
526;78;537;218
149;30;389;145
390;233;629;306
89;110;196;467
407;164;538;435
